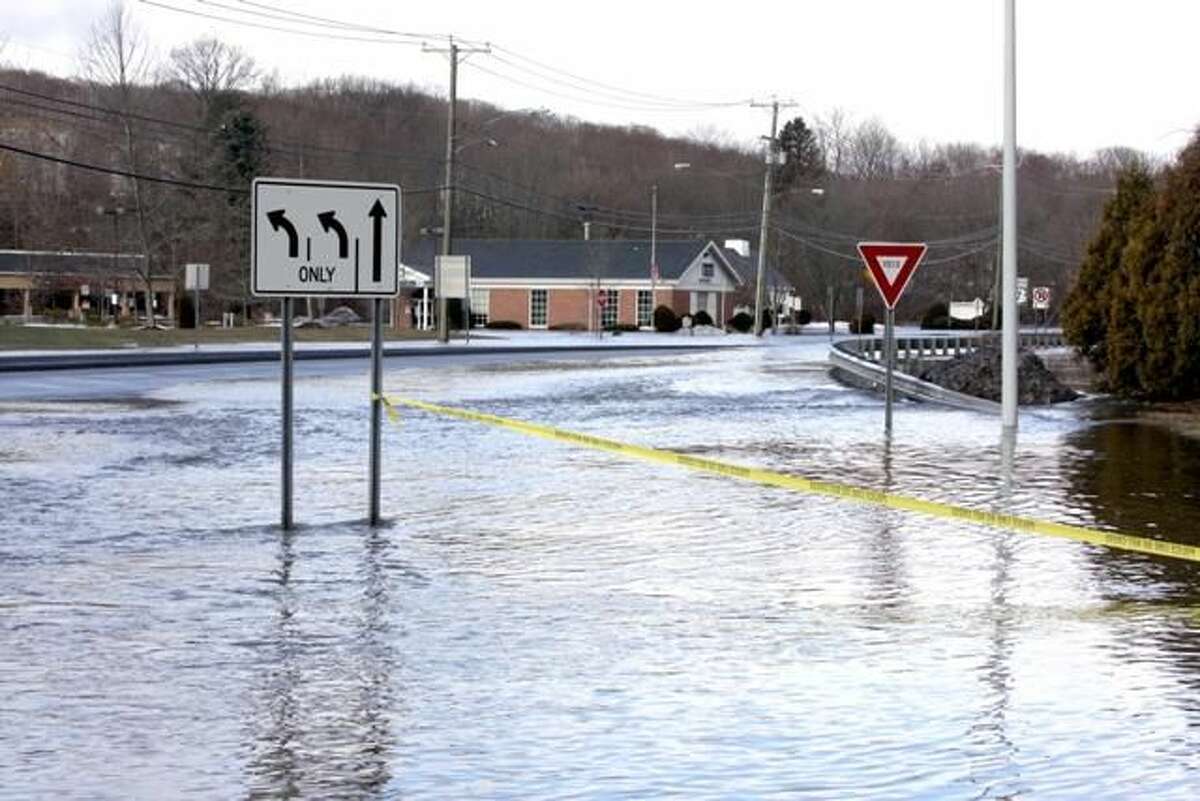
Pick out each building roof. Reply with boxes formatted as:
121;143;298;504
403;238;731;283
0;249;145;277
721;247;791;290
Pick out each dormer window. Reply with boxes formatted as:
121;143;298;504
701;260;715;280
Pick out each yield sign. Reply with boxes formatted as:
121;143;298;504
857;242;928;309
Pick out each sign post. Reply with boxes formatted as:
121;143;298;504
1032;286;1051;339
252;177;401;528
434;255;470;342
857;242;928;433
281;296;294;529
184;263;209;350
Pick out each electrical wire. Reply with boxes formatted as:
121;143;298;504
139;0;434;46
0;139;444;196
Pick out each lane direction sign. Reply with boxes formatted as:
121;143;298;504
252;178;401;297
857;242;928;309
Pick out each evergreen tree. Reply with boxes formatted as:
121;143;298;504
1062;163;1154;381
775;116;824;193
1066;131;1200;399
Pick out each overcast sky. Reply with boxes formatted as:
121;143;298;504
4;0;1197;159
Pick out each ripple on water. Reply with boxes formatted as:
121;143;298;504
3;342;1200;798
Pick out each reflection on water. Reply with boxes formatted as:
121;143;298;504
1063;420;1200;592
4;342;1200;798
245;527;396;798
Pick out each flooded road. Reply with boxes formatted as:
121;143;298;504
3;338;1200;799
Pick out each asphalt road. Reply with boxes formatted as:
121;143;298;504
0;348;694;402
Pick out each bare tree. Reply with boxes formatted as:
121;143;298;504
167;37;258;121
848;118;900;180
816;108;852;176
80;0;163;326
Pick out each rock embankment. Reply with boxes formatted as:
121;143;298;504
909;345;1079;405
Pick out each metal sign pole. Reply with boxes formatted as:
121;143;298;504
194;286;201;350
885;307;895;433
369;297;384;525
281;297;294;529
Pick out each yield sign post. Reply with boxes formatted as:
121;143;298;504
857;242;928;434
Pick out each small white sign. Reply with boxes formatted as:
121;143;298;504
80;284;91;296
1017;276;1029;305
252;178;401;297
1032;286;1052;311
185;263;210;291
435;255;471;299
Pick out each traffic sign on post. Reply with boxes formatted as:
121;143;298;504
857;242;928;309
250;176;403;531
252;178;401;298
1032;286;1051;311
858;241;927;434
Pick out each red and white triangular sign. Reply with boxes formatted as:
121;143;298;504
857;242;928;309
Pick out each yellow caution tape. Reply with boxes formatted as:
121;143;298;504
372;393;401;424
381;395;1200;564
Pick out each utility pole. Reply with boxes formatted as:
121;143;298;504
749;97;796;337
425;37;490;344
1001;0;1019;432
650;183;658;315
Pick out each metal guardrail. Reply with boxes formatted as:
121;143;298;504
828;330;1068;413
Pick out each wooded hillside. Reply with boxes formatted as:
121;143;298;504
0;15;1162;321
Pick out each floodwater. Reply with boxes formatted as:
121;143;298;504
2;338;1200;799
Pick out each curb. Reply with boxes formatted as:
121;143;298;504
0;343;728;373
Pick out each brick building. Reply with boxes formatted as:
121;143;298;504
401;238;778;330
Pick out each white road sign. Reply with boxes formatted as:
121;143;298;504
1017;276;1029;306
252;178;401;297
185;263;209;291
435;255;471;299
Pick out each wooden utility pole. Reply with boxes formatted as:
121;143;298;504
749;97;797;336
424;37;490;343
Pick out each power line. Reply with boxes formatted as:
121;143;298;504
462;59;735;114
488;44;747;109
482;50;742;111
0;139;444;196
138;0;434;46
0;140;249;193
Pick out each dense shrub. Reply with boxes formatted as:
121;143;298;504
485;320;522;330
921;302;950;329
605;322;640;332
760;309;773;330
548;322;586;331
726;311;754;333
848;313;876;334
692;309;714;327
653;305;681;332
795;309;813;326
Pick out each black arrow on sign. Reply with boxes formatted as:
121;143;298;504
317;211;349;258
266;209;298;258
368;199;387;283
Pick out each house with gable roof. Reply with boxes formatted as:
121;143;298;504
399;238;755;330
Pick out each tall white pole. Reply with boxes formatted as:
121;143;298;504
1001;0;1019;431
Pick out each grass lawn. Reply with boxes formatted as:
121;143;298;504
0;324;442;351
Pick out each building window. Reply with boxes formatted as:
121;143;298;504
637;290;653;328
701;260;715;281
530;288;548;328
601;289;619;328
469;287;489;327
